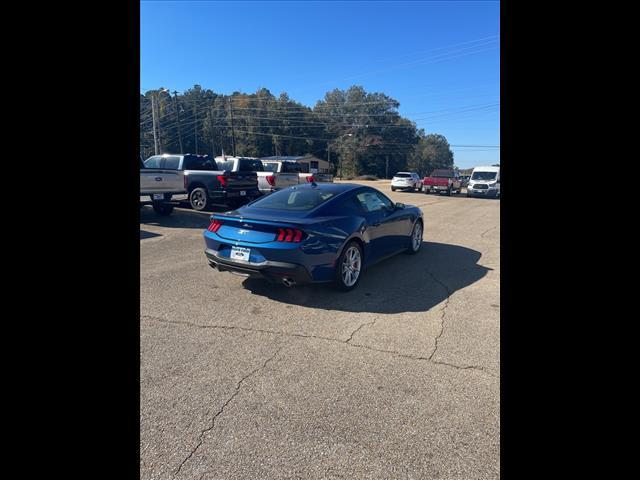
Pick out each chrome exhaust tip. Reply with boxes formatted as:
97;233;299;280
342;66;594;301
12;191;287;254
282;277;295;287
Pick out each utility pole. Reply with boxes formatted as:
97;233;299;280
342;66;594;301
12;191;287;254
228;97;237;156
194;98;198;154
386;155;389;179
172;91;183;154
207;106;216;157
151;94;159;155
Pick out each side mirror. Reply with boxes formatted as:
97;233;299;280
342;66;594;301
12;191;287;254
395;202;405;209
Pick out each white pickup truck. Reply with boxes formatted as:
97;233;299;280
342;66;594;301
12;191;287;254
215;156;300;195
262;160;333;188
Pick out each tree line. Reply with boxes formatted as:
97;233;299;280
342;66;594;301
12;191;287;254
140;85;454;178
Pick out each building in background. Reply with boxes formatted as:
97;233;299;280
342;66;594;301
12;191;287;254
260;155;332;174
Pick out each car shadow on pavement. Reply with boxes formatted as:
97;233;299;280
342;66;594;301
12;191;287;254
140;205;228;230
140;230;162;240
242;241;491;314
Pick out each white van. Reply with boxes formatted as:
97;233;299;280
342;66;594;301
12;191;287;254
467;166;500;198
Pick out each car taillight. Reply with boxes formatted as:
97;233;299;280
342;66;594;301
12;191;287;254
207;219;223;233
275;228;304;243
217;175;227;187
305;176;315;183
266;175;276;186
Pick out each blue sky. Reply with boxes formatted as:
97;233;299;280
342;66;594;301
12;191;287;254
141;0;500;168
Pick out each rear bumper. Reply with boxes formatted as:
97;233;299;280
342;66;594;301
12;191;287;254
209;189;261;203
204;248;314;284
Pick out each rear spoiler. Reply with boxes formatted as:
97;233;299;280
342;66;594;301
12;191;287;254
210;212;342;227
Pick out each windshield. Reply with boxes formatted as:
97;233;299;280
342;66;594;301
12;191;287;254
430;170;454;178
249;187;335;211
394;173;411;178
238;159;264;172
471;171;497;181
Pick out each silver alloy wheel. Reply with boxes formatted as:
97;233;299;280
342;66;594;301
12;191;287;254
412;222;423;251
341;246;361;287
191;189;206;209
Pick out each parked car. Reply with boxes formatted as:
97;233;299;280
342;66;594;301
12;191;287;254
391;172;422;192
422;169;462;195
140;154;184;215
466;166;500;198
143;154;260;211
203;183;424;291
262;160;333;190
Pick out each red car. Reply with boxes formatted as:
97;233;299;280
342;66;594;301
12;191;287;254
422;169;462;196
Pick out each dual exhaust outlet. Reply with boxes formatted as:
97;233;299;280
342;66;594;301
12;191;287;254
281;277;296;287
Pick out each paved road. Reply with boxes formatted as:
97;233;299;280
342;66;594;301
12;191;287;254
140;182;500;479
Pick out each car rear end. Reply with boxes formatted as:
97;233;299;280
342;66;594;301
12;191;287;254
203;214;316;286
391;173;415;190
423;170;453;193
212;171;260;205
203;185;347;286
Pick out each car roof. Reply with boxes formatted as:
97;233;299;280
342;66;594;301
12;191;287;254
291;182;362;194
472;166;500;172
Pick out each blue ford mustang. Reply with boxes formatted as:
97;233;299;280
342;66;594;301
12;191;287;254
203;183;424;290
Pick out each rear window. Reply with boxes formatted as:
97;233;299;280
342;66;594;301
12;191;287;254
430;170;454;178
250;187;335;211
471;171;497;181
216;160;235;171
282;162;302;173
184;155;216;170
394;173;411;178
263;163;278;173
238;159;264;172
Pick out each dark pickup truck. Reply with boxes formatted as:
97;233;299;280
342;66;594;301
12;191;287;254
143;154;260;211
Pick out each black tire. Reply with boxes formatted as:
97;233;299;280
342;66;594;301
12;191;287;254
189;187;211;211
334;240;363;291
406;220;423;255
152;202;173;216
391;186;396;192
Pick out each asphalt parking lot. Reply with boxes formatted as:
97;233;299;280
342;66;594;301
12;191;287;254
140;181;500;479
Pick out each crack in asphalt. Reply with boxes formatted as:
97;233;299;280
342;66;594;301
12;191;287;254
421;269;452;362
345;319;377;343
173;346;283;478
480;226;497;238
142;315;496;378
